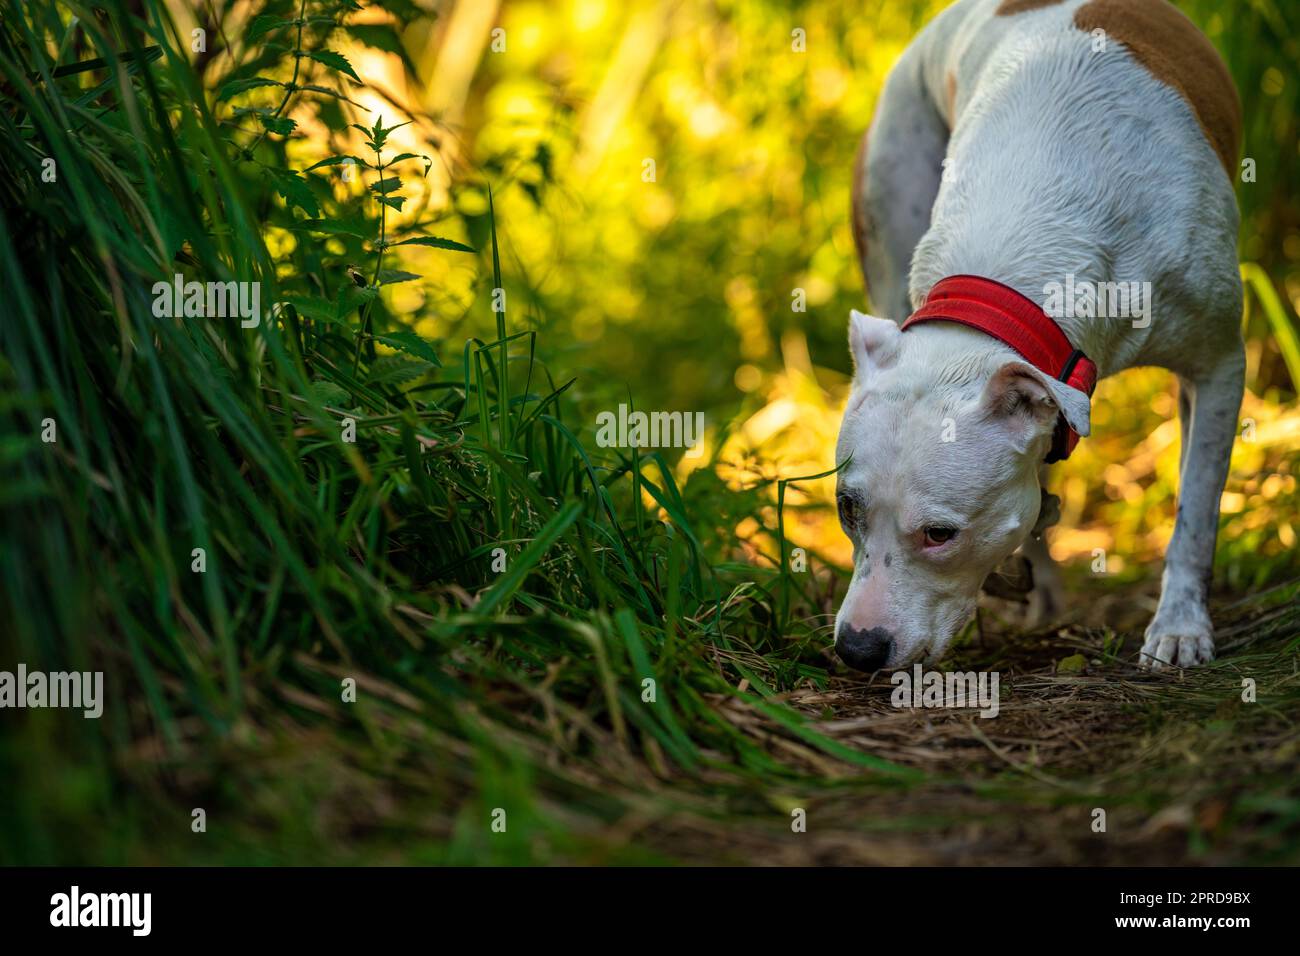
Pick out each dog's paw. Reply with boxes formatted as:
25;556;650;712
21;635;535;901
1140;610;1215;670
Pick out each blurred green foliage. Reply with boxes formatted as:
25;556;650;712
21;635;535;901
449;0;1300;403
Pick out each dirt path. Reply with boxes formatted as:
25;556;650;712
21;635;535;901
653;578;1300;865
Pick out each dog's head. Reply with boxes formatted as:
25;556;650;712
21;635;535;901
832;309;1090;671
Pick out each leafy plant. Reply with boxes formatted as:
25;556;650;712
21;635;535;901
0;0;873;866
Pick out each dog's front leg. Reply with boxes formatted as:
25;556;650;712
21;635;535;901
1141;350;1245;669
1022;533;1064;628
1023;465;1065;628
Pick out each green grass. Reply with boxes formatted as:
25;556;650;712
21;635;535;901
1;0;1298;866
0;0;880;865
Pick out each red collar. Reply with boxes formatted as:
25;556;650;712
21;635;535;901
899;274;1097;463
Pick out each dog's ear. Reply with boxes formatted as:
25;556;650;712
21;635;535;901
847;309;901;383
983;361;1090;445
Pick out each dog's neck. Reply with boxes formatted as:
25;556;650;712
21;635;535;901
907;45;1118;370
910;194;1109;370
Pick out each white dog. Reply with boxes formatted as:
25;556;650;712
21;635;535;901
835;0;1243;672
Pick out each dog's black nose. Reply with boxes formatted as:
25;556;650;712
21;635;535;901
836;625;894;672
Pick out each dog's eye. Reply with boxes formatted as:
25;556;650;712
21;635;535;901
837;494;858;530
923;526;958;546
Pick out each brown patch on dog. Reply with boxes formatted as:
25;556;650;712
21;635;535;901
850;130;870;273
1074;0;1241;177
945;70;958;127
995;0;1065;15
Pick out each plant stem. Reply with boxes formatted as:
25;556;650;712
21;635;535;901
245;0;308;158
353;146;386;375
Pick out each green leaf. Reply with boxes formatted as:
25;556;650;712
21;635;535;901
46;45;161;80
304;154;369;172
307;380;351;406
283;296;343;323
335;282;378;319
306;49;361;83
1056;654;1088;675
217;76;284;101
368;119;410;150
258;114;297;135
373;330;441;366
369;176;402;195
389;235;475;254
247;15;292;41
369;355;433;385
269;169;319;217
293;218;368;237
377;270;421;285
378;195;406;211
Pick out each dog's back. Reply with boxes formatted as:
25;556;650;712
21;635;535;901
854;0;1242;378
922;0;1238;169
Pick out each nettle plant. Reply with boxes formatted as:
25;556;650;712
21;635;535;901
298;115;476;377
215;0;472;395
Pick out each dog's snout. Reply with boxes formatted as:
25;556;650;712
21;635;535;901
836;624;895;672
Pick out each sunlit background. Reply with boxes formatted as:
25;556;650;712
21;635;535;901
201;0;1299;594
